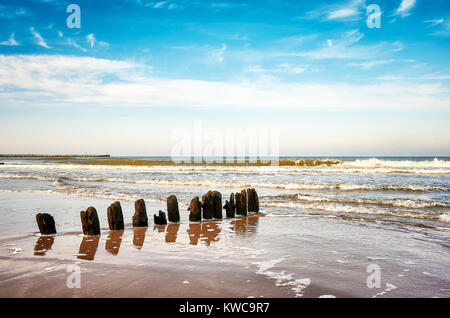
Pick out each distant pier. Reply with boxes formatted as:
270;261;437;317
0;154;111;158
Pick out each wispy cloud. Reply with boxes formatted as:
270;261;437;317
348;59;395;70
0;54;448;111
67;38;87;52
328;8;359;20
140;0;180;10
281;29;406;61
0;33;20;46
246;63;308;76
0;5;30;19
393;0;416;18
424;18;444;27
151;1;166;9
378;73;450;81
299;0;365;22
209;44;227;63
86;34;96;48
30;27;50;48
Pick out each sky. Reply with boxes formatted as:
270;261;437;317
0;0;449;156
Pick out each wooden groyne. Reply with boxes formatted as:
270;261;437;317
35;189;260;236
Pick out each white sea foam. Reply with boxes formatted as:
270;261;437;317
251;257;311;297
260;200;446;221
1;160;449;174
292;194;449;209
9;247;23;255
343;158;450;168
1;172;448;193
439;213;450;223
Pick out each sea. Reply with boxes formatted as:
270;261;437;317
0;156;449;297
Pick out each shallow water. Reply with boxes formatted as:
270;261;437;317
0;156;449;297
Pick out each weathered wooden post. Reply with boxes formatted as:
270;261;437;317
80;207;101;235
202;191;213;219
154;210;168;225
35;213;57;235
235;190;248;216
107;201;124;230
223;193;236;218
188;196;202;222
133;199;148;227
247;188;259;212
167;195;180;223
212;191;222;219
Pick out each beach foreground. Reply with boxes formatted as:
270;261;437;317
0;190;448;298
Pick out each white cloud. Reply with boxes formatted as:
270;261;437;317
86;33;96;48
30;27;50;48
300;0;365;21
394;0;416;18
209;44;227;63
67;38;87;52
378;74;450;81
328;8;358;20
0;33;20;46
424;18;444;27
348;59;395;70
247;64;308;75
0;54;448;111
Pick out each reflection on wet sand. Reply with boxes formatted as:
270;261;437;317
34;235;55;256
105;230;124;255
78;236;100;261
165;224;180;243
187;221;221;246
133;227;147;249
230;215;261;234
153;225;166;233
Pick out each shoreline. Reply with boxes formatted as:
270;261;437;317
0;154;110;158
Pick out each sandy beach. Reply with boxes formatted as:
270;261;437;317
0;184;449;298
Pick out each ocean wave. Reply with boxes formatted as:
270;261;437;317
0;188;165;205
1;172;448;192
260;200;450;223
342;158;450;168
266;193;450;209
1;162;450;174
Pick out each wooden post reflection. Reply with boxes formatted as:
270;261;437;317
187;223;201;245
133;226;148;249
34;235;55;256
153;225;167;233
230;215;260;234
77;236;100;261
201;222;221;246
105;230;124;255
165;224;180;243
187;221;221;246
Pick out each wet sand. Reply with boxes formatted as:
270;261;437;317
0;191;449;298
0;256;298;298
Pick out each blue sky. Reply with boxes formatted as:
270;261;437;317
0;0;449;156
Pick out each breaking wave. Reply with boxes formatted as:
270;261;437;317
1;172;448;192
